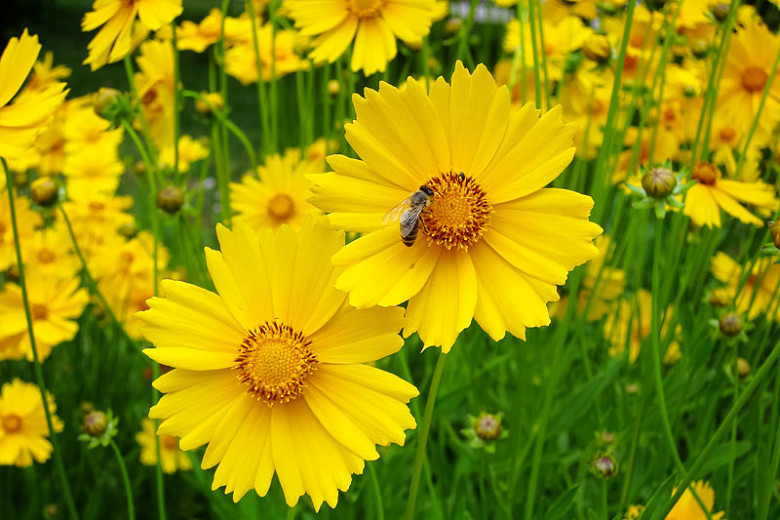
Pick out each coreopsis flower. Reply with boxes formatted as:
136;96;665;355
667;481;725;520
0;30;67;159
136;419;191;474
134;39;175;149
230;150;322;231
711;252;780;321
18;51;71;98
21;227;80;279
176;8;224;53
158;135;208;173
683;162;778;228
604;290;681;364
285;0;436;75
63;106;123;156
308;63;602;350
0;379;63;467
138;219;417;509
61;185;134;251
225;24;308;84
0;274;89;362
81;0;182;70
62;146;124;194
717;17;780;134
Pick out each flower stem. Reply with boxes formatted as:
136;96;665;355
109;439;135;520
367;462;385;520
2;159;79;520
404;352;447;520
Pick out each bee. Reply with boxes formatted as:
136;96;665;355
383;185;435;247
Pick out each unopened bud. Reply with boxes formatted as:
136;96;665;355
156;185;184;214
642;167;677;198
719;312;742;337
82;410;108;437
445;18;463;35
30;177;58;207
690;39;709;58
474;413;502;441
133;161;146;176
327;79;340;97
118;221;138;239
737;357;750;378
92;87;122;116
590;451;618;478
583;34;612;64
769;221;780;249
711;3;730;21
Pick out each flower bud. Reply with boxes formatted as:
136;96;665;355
709;288;731;308
710;2;729;21
327;79;340;97
690;39;709;58
737;357;750;378
583;34;612;64
445;18;463;35
43;504;60;520
82;410;108;437
641;167;677;198
156;185;184;214
195;92;224;115
769;220;780;250
598;431;616;445
133;161;146;176
474;413;502;441
117;221;138;239
719;312;742;338
589;451;618;478
92;87;122;116
30;177;59;207
80;401;94;414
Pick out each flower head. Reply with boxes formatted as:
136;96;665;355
0;379;63;467
309;63;602;350
138;218;417;509
667;481;725;520
136;418;191;474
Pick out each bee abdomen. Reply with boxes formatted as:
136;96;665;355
402;227;418;247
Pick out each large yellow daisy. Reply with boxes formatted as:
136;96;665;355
285;0;436;75
138;218;417;509
0;379;63;467
0;30;67;159
308;63;602;350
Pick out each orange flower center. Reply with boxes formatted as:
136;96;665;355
692;162;718;185
422;172;493;251
741;67;768;93
31;304;49;320
347;0;384;18
234;321;317;406
718;126;736;143
2;414;22;433
37;248;55;264
266;193;295;223
162;436;178;450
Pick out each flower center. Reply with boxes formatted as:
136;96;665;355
421;172;493;251
37;248;55;264
718;126;736;143
31;304;48;320
347;0;384;18
162;436;178;450
266;193;295;222
692;161;719;185
2;414;22;433
234;321;317;406
741;66;768;93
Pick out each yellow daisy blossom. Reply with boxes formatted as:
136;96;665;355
0;275;89;362
139;219;417;509
176;8;225;53
21;226;80;279
19;51;71;98
285;0;435;75
0;379;63;467
62;146;125;194
230;151;322;231
0;30;67;159
711;252;780;321
225;24;308;84
667;481;725;520
81;0;182;70
136;418;191;474
309;63;602;350
63;106;123;156
134;39;175;149
158;135;208;173
683;162;778;228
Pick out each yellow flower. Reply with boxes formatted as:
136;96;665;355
683;162;778;228
230;151;322;231
225;24;308;84
63;146;125;194
17;51;71;99
309;63;602;350
61;185;134;251
81;0;182;70
134;39;175;149
0;379;63;467
176;8;224;53
22;227;80;279
666;481;725;520
0;274;89;362
136;418;191;474
158;135;209;173
711;252;780;321
0;30;67;159
286;0;435;75
138;219;417;509
717;17;780;134
63;106;124;156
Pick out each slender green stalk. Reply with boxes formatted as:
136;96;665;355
3;159;79;520
758;365;780;520
171;20;181;181
725;339;739;516
455;0;478;68
246;0;272;156
404;352;448;520
109;439;135;520
526;0;545;109
122;55;159;169
367;463;385;520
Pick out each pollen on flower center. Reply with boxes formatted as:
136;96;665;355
692;161;719;185
2;414;22;433
741;66;768;93
234;321;318;406
267;193;295;222
162;436;178;450
422;171;493;251
347;0;385;18
31;304;48;320
718;126;736;142
37;249;55;264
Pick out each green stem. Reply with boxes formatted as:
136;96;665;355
123;55;158;168
109;439;135;520
367;463;385;520
526;0;544;109
404;352;448;520
171;20;181;181
725;340;739;516
246;0;271;157
2;159;79;520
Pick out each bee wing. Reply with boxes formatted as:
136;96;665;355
382;195;414;224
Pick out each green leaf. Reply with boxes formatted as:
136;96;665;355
550;358;621;432
543;486;579;520
697;442;752;474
